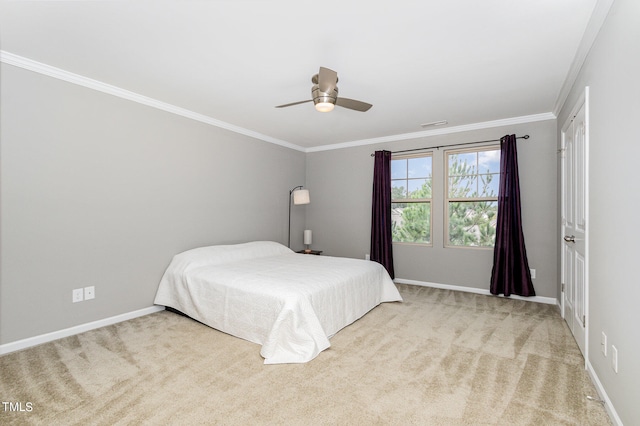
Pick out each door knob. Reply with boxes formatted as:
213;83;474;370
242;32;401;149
563;235;576;243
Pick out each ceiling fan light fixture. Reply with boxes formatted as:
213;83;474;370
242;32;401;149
315;102;335;112
275;67;372;112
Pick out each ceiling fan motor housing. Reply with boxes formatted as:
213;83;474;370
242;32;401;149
311;84;338;106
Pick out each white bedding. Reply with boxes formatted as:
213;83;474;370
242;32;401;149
154;241;402;364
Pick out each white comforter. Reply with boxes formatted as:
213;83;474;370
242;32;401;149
154;241;401;364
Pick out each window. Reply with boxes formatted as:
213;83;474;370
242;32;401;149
445;147;500;247
391;154;432;244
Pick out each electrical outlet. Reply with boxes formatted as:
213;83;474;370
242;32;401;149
84;286;95;300
365;254;370;260
530;268;536;279
601;332;607;356
72;288;83;303
611;345;618;373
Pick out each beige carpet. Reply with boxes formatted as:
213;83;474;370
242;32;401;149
1;284;611;425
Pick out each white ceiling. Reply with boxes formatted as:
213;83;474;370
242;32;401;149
0;1;599;151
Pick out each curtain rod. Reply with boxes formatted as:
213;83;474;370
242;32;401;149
370;135;530;156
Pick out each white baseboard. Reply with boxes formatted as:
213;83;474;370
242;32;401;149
0;305;165;355
586;360;623;426
394;278;557;305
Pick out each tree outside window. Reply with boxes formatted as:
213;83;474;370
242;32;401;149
391;154;432;244
446;147;500;247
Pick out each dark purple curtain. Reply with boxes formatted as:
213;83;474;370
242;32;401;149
490;135;535;297
371;150;395;278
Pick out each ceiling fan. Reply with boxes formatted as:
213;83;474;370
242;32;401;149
275;67;372;113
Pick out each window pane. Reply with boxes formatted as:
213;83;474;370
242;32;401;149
448;152;477;176
408;179;429;198
391;154;431;245
479;173;500;197
391;180;407;199
392;202;431;244
448;201;498;246
448;176;477;198
408;157;431;178
391;159;407;179
478;150;500;173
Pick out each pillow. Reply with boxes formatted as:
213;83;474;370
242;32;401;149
167;241;292;275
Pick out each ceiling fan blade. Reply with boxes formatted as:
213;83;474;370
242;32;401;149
335;97;373;112
275;99;313;108
318;67;338;93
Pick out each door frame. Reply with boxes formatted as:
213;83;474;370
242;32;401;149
560;86;590;367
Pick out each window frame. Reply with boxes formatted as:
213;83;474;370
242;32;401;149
444;145;500;249
390;152;433;246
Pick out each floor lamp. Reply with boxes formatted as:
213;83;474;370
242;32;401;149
288;186;310;248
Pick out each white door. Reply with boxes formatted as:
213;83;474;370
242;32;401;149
561;89;588;360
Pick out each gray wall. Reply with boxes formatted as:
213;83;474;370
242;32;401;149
557;0;639;423
306;120;558;298
0;63;307;344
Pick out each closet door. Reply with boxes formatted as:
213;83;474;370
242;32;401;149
561;91;588;360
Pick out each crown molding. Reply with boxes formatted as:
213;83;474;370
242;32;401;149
305;112;556;153
2;50;557;155
0;51;306;152
553;0;615;116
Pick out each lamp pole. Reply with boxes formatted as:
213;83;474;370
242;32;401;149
288;185;303;248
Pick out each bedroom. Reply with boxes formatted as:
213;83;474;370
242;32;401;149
0;0;638;424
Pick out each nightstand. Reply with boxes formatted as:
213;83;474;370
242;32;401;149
296;250;323;255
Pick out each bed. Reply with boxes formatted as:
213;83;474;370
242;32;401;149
154;241;402;364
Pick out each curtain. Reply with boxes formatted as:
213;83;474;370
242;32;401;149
370;150;395;278
490;135;535;297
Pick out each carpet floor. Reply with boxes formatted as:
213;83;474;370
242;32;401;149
0;284;611;425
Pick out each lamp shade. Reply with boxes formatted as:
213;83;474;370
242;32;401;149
304;230;312;245
315;102;335;112
292;189;310;205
